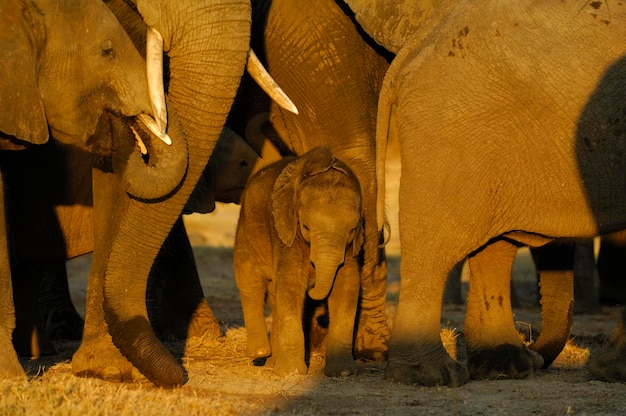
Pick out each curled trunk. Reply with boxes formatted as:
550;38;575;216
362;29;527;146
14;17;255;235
111;113;188;201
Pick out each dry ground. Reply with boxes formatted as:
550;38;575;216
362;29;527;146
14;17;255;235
2;151;626;415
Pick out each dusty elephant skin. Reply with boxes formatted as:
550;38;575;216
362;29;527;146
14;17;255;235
345;0;626;386
228;0;393;362
0;0;174;380
234;147;364;377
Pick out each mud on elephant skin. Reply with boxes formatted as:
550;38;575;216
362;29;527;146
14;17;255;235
227;0;393;362
234;147;364;377
344;0;626;386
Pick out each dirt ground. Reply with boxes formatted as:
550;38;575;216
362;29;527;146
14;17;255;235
3;152;626;415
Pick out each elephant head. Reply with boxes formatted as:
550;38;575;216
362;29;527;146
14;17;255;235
185;126;259;214
0;0;186;200
272;147;364;301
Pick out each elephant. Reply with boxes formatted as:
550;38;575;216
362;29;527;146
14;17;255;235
234;146;364;377
0;0;178;380
343;0;626;386
64;0;297;388
227;0;393;362
2;127;258;359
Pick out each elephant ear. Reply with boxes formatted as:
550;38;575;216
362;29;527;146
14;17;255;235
0;1;49;146
271;147;336;246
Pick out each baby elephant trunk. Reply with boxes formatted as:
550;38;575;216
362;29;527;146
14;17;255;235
308;241;346;301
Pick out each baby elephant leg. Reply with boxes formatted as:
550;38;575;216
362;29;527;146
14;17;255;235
271;274;308;375
325;258;360;377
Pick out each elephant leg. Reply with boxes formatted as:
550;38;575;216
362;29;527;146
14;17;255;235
0;178;26;379
324;257;359;377
233;248;271;360
465;239;543;380
354;227;390;362
444;260;465;305
72;167;136;383
11;263;57;358
38;260;84;340
597;231;626;305
271;267;308;375
385;201;469;385
147;217;221;341
588;307;626;382
573;240;601;314
530;242;575;368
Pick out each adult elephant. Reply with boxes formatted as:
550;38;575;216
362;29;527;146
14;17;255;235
69;0;295;388
0;0;182;379
344;0;626;386
228;0;393;362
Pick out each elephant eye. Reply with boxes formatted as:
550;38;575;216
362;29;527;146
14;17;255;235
101;40;116;59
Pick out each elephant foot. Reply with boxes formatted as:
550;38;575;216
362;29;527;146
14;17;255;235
354;308;389;362
246;333;271;359
324;355;358;377
71;336;140;383
467;344;544;380
588;325;626;382
385;353;470;387
12;325;57;359
185;299;222;340
0;340;26;379
272;354;307;376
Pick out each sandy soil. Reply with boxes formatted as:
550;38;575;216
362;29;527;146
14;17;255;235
5;150;626;415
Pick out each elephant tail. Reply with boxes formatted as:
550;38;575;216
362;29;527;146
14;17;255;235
374;9;453;232
375;52;399;233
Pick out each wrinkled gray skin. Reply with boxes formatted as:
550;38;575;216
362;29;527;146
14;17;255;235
64;0;252;388
3;128;257;359
234;147;364;377
228;0;392;362
0;0;178;380
346;0;626;386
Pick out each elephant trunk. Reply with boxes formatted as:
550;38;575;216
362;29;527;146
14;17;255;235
114;112;188;201
308;237;347;301
103;0;252;387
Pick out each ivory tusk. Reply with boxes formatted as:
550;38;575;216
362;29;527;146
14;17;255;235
130;124;148;155
146;26;168;136
247;50;299;115
137;114;172;145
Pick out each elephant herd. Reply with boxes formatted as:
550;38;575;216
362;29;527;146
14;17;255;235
1;0;626;390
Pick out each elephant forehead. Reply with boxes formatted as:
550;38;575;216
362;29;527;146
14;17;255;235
299;187;361;225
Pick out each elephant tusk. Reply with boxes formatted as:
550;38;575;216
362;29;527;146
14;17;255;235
137;114;172;146
247;50;299;115
146;26;168;137
130;124;148;155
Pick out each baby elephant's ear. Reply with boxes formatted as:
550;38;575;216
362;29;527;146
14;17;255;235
0;3;49;145
300;146;336;177
353;219;365;257
272;159;301;247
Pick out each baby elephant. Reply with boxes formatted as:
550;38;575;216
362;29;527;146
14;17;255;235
234;146;364;377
